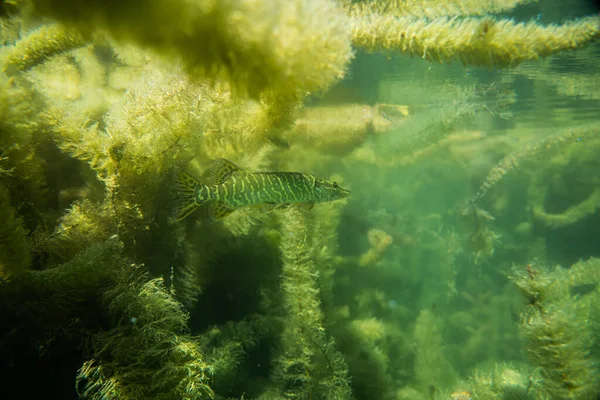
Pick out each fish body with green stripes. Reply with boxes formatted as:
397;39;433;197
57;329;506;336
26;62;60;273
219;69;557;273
173;158;350;221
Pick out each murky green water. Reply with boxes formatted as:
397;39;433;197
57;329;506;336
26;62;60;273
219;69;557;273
1;0;599;399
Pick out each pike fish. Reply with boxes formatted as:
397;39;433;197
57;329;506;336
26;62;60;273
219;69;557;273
172;158;350;221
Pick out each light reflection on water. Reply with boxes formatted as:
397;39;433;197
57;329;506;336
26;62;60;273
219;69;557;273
374;39;600;144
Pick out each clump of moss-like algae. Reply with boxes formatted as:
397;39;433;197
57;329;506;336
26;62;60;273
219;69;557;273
77;271;214;399
511;260;600;399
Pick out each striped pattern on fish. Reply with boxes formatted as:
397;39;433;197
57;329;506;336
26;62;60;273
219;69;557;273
172;158;350;221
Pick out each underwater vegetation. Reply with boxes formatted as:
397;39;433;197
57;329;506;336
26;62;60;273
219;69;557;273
1;0;600;399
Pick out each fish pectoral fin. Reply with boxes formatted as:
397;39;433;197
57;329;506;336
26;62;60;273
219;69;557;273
298;201;315;211
208;158;243;185
250;202;279;214
208;201;237;220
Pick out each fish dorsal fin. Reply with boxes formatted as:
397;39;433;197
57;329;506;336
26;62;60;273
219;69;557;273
208;201;237;220
208;158;243;185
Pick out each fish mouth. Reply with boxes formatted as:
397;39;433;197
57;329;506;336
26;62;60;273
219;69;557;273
338;188;351;198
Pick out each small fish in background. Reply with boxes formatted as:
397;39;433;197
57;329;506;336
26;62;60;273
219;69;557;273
172;158;350;221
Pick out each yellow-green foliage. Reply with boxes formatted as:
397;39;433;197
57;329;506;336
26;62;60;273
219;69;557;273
3;0;600;398
532;185;600;229
25;45;116;119
40;52;287;240
467;363;537;400
526;128;600;229
355;0;537;18
288;104;399;156
201;102;285;164
349;8;599;67
567;258;600;289
44;60;212;246
35;199;116;266
3;23;85;74
49;61;207;180
0;68;54;272
173;225;210;311
0;5;26;45
171;219;227;311
29;0;353;98
474;122;600;204
201;316;276;396
310;198;348;309
0;237;127;363
0;182;31;276
339;318;406;400
368;83;481;168
413;308;458;393
276;208;351;399
13;236;125;299
0;70;47;213
78;275;214;400
512;262;600;399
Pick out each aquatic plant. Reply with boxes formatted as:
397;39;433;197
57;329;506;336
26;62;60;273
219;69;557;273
77;274;214;400
358;228;393;267
466;363;538;400
1;0;600;399
287;104;408;156
3;24;85;74
413;308;458;394
0;238;128;397
34;199;116;266
337;317;406;400
349;83;491;169
27;0;353;99
0;183;30;276
527;132;600;230
0;69;48;276
471;123;600;204
348;2;599;66
511;260;600;399
275;208;351;399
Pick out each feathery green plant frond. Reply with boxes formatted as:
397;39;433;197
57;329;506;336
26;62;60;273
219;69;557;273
78;275;214;400
511;262;600;399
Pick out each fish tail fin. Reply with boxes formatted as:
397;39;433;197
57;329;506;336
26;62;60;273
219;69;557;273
172;169;204;221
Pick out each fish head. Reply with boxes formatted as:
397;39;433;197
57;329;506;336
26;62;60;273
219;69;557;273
314;178;350;202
